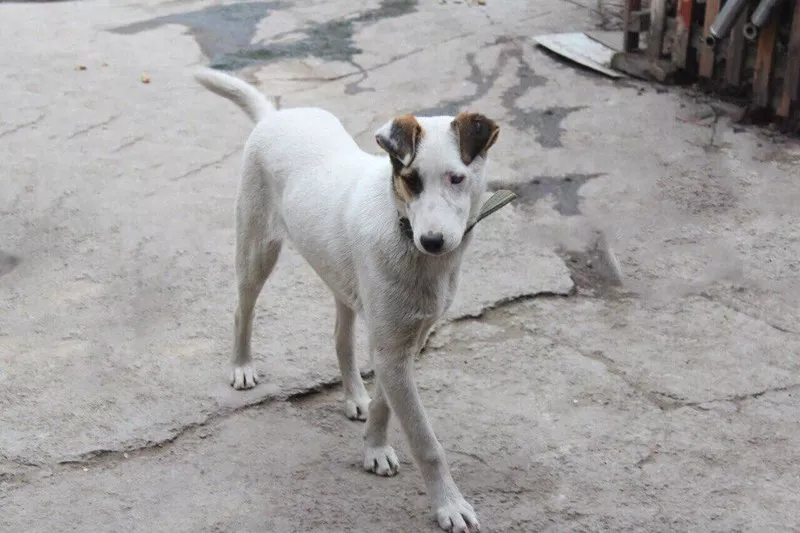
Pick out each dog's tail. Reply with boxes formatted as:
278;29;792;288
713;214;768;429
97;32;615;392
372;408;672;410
194;68;277;123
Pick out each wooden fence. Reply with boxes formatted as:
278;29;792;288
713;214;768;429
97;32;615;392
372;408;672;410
619;0;800;130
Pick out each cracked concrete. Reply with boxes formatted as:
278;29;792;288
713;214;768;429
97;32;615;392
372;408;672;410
2;0;800;531
65;114;120;140
170;148;241;181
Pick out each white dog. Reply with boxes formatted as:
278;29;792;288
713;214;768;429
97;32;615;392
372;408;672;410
195;69;511;533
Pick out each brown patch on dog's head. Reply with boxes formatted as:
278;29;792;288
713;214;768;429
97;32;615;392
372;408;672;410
451;112;499;165
376;114;424;169
393;167;423;203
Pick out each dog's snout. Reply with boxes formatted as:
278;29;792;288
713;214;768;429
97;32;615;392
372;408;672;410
420;233;445;254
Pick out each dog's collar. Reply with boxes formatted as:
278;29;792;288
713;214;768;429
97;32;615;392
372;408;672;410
399;216;414;240
398;189;517;241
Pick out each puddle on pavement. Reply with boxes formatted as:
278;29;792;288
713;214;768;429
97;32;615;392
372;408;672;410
110;0;418;76
111;2;283;62
490;173;602;216
0;251;20;277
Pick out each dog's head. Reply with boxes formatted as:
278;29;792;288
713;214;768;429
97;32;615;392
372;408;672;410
376;112;499;255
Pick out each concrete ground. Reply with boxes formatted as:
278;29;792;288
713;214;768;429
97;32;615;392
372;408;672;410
1;0;799;531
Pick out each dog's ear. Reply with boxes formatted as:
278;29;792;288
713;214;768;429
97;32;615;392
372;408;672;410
375;114;423;167
451;112;499;165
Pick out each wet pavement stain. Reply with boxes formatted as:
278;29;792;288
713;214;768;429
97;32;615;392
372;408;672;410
0;251;20;277
497;42;584;148
490;173;603;216
110;0;417;95
416;40;581;147
210;0;418;94
560;231;624;295
488;173;621;294
416;44;547;117
416;51;511;117
110;2;285;62
507;104;585;149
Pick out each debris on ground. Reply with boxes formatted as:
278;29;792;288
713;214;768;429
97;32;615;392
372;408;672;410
534;32;624;78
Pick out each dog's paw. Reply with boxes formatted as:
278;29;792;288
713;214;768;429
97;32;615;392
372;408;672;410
436;498;479;533
363;445;399;477
230;366;258;390
344;394;371;421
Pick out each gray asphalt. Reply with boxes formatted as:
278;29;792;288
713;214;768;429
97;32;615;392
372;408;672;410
1;1;799;531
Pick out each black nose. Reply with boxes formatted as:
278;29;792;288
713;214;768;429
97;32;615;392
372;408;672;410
420;233;444;254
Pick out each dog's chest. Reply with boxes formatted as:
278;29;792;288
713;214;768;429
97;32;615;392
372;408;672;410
403;267;460;320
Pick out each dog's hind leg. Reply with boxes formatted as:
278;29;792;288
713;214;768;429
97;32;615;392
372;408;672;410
231;158;282;390
334;299;372;420
231;237;281;389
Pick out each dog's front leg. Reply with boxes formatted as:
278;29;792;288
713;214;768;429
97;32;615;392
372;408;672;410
369;340;479;533
363;379;400;476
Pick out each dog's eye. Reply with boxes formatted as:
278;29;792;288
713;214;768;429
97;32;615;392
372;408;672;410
449;174;465;185
401;170;423;195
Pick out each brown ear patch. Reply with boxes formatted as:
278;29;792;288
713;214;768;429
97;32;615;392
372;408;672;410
451;112;499;165
376;114;423;168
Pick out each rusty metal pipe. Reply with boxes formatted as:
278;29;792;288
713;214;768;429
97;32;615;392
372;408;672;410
743;0;785;40
706;0;751;47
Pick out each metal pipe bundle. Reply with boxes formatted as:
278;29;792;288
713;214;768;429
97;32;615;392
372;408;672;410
706;0;751;47
743;0;786;40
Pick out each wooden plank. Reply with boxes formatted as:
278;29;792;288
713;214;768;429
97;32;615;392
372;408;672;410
534;33;624;79
624;0;642;52
724;9;748;86
663;17;678;56
753;14;778;109
777;0;800;118
672;0;695;69
699;0;722;78
648;0;667;58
